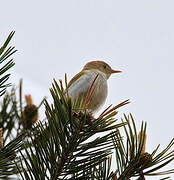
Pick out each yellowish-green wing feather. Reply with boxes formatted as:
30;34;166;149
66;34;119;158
67;71;86;88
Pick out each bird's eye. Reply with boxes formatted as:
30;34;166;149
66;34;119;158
103;65;107;69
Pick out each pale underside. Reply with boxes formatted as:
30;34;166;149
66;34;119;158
67;70;108;113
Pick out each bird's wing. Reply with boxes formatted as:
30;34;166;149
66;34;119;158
67;71;86;88
67;70;98;98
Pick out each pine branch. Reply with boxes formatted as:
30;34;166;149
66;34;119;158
0;31;16;96
113;114;174;180
0;31;25;179
0;88;22;144
18;79;126;180
0;78;44;145
0;131;26;179
0;80;43;179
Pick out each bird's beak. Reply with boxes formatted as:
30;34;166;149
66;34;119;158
111;69;122;74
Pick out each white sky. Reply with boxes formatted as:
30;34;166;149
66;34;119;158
1;1;174;179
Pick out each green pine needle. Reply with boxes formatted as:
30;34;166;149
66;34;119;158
0;31;16;96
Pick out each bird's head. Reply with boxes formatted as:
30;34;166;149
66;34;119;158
83;60;121;79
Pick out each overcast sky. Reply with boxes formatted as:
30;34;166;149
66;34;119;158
1;1;174;179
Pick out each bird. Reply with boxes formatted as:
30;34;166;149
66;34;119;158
66;61;121;114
